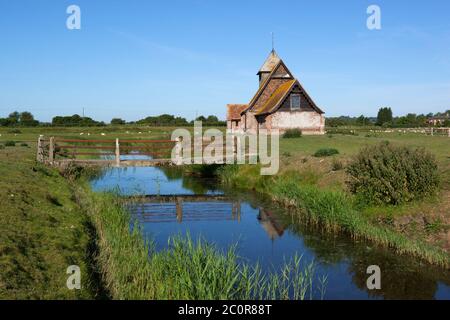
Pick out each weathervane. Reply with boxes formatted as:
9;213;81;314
271;32;275;51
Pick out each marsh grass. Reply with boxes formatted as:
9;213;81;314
217;165;449;268
76;186;326;299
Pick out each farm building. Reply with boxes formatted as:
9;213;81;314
427;115;449;126
227;50;325;135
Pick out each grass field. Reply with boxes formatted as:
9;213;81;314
0;126;449;298
0;146;101;298
0;133;325;299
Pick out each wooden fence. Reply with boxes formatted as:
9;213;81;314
37;136;176;166
427;127;450;137
36;136;243;166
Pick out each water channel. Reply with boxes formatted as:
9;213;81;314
91;164;450;300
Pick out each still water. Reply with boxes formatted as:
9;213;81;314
91;165;450;300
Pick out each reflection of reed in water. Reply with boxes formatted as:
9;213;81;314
127;195;242;223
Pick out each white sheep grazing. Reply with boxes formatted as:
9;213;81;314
101;133;106;136
138;132;142;134
80;133;84;135
87;133;90;136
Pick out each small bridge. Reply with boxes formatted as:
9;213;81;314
126;194;286;239
127;194;242;223
36;136;243;167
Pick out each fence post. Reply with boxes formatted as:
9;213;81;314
431;127;434;136
176;198;183;223
448;128;450;138
48;137;55;164
233;135;237;160
115;138;120;166
36;135;43;162
174;137;182;165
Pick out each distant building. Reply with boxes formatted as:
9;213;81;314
227;50;325;135
427;114;449;126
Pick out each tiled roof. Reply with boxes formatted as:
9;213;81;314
258;50;281;74
227;104;247;120
253;80;296;115
242;60;287;115
236;51;324;116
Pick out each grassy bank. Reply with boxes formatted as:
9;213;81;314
0;143;326;299
74;184;326;299
0;146;101;299
217;165;450;268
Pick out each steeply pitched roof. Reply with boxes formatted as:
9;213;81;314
253;80;296;115
239;51;324;116
227;104;247;121
242;60;292;115
257;50;281;74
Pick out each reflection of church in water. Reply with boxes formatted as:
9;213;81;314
128;195;285;240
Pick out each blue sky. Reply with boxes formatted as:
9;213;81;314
0;0;449;122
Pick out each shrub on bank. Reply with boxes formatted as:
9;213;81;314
346;142;440;205
4;141;15;147
217;164;449;267
282;129;302;139
313;148;339;157
331;158;343;171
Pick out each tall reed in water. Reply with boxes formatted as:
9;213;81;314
217;165;450;268
76;186;326;300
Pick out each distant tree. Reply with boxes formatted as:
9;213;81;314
355;115;372;126
19;111;39;126
206;115;219;123
376;107;393;126
193;115;225;126
0;118;9;126
52;114;104;127
8;111;20;121
111;118;126;125
195;116;207;122
7;111;20;126
136;114;189;126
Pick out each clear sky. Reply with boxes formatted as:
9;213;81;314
1;0;449;122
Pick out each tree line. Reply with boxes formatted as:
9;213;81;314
1;109;448;128
0;112;226;127
327;108;450;128
0;111;39;127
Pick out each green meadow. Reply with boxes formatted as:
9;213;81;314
0;126;449;298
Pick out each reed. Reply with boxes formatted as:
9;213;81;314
218;165;450;268
76;185;327;299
